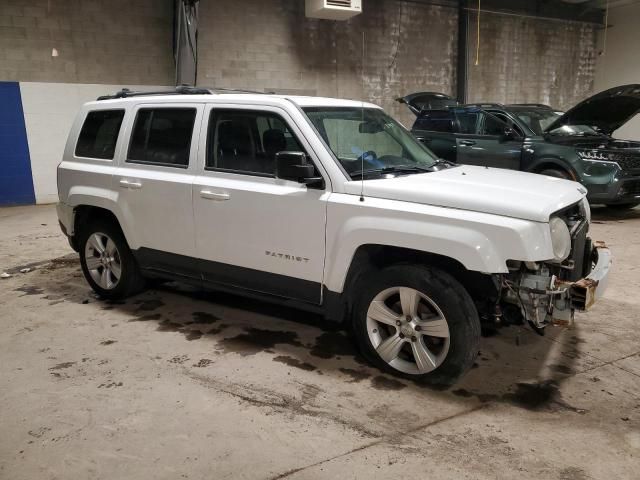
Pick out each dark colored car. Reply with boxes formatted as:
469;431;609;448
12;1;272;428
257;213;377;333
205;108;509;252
398;85;640;208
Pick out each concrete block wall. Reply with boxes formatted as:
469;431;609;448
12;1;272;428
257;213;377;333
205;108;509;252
467;11;597;110
594;3;640;140
0;0;174;85
0;0;605;205
198;0;458;127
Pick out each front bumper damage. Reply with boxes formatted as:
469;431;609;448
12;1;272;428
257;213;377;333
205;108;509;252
503;242;612;329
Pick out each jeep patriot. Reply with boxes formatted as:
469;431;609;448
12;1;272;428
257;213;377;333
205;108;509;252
56;87;612;384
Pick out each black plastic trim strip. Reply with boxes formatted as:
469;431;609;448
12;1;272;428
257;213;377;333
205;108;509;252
133;247;322;305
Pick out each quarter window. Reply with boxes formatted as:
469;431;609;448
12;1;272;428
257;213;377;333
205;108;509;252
127;108;196;168
207;110;306;176
414;111;454;133
75;110;124;159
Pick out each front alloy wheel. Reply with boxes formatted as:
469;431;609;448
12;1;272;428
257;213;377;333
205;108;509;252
353;265;480;385
84;232;122;290
367;287;450;374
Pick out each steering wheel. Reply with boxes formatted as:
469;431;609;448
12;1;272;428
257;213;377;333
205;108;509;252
356;150;378;164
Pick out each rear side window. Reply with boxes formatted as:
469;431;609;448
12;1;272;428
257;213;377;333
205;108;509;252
75;110;124;159
127;108;196;168
414;111;454;133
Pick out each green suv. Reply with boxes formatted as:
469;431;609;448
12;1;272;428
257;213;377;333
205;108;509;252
398;85;640;208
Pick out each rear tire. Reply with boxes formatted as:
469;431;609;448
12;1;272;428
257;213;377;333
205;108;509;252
352;264;480;386
539;168;572;180
78;218;145;300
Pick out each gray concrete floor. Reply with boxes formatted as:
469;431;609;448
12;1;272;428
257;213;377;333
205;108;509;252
0;204;639;480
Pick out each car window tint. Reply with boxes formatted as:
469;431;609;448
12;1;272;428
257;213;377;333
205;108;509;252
486;112;524;137
414;111;454;133
455;112;480;134
481;113;507;136
127;108;196;167
75;110;124;159
207;110;305;176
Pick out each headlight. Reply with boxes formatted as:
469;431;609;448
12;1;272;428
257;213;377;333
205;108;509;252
549;216;571;262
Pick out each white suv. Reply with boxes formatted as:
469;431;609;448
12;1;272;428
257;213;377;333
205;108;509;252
56;87;611;385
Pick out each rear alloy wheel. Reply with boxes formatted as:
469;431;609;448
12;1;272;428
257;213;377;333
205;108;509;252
78;219;145;299
353;265;480;385
84;232;122;290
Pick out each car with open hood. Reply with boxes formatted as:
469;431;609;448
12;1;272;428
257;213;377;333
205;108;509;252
56;87;611;385
398;85;640;208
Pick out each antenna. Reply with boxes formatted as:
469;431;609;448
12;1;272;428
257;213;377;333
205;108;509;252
359;30;365;203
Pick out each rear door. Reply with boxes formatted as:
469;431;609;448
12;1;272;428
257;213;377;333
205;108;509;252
115;103;203;277
453;109;523;170
411;110;457;162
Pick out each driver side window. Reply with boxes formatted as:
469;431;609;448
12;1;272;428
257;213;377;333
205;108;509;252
206;110;306;176
482;112;523;137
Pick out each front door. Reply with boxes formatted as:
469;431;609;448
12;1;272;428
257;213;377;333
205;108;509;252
454;110;523;170
192;105;328;304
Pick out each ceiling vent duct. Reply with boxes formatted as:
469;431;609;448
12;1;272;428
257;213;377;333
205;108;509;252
305;0;362;20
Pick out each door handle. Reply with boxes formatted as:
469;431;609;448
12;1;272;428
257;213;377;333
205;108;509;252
119;179;142;189
200;190;230;201
459;140;476;146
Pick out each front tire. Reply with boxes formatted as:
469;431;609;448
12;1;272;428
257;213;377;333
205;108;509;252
78;219;145;299
352;265;480;386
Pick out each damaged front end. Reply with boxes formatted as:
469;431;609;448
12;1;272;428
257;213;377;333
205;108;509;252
498;203;612;333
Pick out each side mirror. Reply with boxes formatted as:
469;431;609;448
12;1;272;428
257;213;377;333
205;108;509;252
501;127;517;141
275;152;323;187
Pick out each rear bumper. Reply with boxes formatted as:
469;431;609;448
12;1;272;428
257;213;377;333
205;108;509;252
56;202;78;251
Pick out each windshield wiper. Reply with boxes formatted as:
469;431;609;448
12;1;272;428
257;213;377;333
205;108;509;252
350;165;433;179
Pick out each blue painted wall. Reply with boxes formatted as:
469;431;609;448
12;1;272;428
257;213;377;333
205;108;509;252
0;82;35;205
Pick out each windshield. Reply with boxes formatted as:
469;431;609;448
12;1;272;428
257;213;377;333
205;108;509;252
513;109;562;135
303;107;438;178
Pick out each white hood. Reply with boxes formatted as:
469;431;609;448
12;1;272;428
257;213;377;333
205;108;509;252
345;165;586;222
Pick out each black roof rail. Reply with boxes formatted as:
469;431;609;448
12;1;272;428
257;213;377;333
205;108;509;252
507;103;554;109
97;85;212;101
458;103;505;109
96;85;274;101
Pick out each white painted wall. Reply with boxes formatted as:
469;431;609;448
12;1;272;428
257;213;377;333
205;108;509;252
594;3;640;141
20;83;168;204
